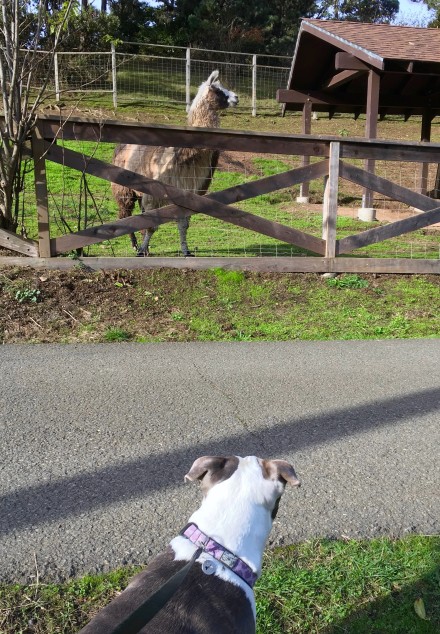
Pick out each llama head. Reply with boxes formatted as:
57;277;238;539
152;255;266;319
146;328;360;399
193;70;239;112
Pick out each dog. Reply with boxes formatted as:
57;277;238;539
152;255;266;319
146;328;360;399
79;455;300;633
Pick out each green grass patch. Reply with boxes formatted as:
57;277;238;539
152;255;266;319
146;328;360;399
104;327;132;342
2;269;440;344
0;536;438;633
256;536;440;634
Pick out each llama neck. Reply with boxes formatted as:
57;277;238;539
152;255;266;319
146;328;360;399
187;101;220;128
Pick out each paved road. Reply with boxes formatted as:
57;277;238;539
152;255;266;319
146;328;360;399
1;341;439;583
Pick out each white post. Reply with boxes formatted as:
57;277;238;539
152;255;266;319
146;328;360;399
252;54;257;117
186;47;191;112
111;43;117;109
322;141;340;259
54;52;60;102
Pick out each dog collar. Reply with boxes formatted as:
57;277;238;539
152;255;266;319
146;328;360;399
180;522;258;588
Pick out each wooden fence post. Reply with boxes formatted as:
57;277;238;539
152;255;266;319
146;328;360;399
32;129;51;258
322;141;340;259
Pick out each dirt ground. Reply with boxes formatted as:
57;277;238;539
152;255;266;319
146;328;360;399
1;262;440;344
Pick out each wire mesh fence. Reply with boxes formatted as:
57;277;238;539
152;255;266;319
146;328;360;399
25;42;291;114
9;41;440;262
18;140;440;261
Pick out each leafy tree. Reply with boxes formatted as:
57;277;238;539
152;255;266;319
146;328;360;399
109;0;156;44
150;0;319;54
57;6;119;50
319;0;399;22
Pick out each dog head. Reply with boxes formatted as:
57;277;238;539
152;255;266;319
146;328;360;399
185;455;299;519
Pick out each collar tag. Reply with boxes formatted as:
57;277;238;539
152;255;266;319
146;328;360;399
202;559;217;575
180;522;258;588
220;551;238;567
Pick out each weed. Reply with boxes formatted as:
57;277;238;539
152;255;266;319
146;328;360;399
327;274;369;289
104;327;131;342
171;311;185;321
14;288;41;303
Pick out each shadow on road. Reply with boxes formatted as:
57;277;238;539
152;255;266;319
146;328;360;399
1;386;439;535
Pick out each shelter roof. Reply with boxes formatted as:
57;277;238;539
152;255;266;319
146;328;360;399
279;19;440;117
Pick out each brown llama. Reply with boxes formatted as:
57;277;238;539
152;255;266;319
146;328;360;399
111;70;239;256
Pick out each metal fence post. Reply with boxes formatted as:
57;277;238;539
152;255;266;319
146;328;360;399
111;43;117;109
186;47;191;112
252;55;257;117
54;52;60;102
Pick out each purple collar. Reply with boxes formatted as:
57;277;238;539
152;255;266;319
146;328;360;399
180;523;258;588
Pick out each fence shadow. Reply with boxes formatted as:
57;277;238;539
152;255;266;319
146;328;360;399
1;386;439;536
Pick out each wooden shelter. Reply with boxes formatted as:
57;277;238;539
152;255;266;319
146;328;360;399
277;19;440;204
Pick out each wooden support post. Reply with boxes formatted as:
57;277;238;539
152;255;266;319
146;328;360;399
32;130;52;258
322;142;340;258
419;108;432;196
363;69;380;209
298;99;312;203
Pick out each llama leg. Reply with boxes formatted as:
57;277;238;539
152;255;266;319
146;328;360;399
177;216;193;256
116;188;138;250
137;227;156;256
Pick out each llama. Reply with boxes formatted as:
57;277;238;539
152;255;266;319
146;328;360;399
112;70;239;256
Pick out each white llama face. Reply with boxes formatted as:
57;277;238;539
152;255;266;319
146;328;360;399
206;70;239;109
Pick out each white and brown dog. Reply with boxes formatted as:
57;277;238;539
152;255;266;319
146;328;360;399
79;455;300;634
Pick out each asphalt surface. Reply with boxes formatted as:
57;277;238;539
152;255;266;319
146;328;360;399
1;341;439;583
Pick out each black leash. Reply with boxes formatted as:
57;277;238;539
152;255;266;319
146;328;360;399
80;547;202;634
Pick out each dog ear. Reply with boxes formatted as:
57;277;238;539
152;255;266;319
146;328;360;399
184;456;227;482
264;459;300;487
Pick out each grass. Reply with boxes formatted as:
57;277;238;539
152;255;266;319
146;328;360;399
255;536;440;634
2;268;440;343
0;536;438;633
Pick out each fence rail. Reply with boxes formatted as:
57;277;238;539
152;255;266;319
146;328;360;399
25;43;291;115
1;115;440;274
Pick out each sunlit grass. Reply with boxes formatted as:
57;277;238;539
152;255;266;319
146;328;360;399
0;536;438;633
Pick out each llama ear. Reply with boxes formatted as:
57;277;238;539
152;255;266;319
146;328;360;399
207;70;219;85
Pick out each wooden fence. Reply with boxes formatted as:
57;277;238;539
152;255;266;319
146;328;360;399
1;114;440;273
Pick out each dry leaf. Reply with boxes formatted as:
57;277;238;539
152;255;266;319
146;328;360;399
414;597;428;620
